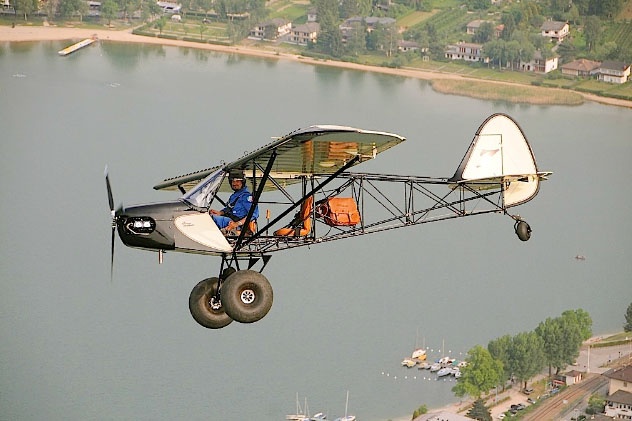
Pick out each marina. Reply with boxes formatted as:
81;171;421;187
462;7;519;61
57;36;97;56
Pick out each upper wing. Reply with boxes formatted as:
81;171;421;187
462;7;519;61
449;113;551;208
154;125;405;193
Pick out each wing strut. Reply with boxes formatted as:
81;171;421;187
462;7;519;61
241;155;361;247
233;149;278;251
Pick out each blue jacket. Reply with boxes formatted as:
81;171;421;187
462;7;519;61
222;187;259;221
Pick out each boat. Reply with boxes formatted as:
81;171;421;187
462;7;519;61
311;412;327;420
429;362;441;372
437;367;452;377
334;391;355;421
287;393;309;420
411;348;427;361
401;358;416;368
417;361;430;370
58;36;97;56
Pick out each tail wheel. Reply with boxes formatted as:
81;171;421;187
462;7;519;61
189;277;233;329
221;270;273;324
514;220;531;242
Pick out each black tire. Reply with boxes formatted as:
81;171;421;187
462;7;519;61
189;277;233;329
221;270;273;324
515;220;531;241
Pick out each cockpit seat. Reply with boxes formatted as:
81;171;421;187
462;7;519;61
274;196;313;237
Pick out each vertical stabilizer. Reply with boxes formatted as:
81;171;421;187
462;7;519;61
450;114;542;208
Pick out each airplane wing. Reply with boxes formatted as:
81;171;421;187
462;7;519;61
449;113;551;208
154;125;405;193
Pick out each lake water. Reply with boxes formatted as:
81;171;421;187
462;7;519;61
1;40;631;421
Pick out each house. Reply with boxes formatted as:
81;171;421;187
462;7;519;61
288;22;320;46
541;20;570;42
597;61;631;84
605;390;632;419
398;40;420;53
445;42;486;63
364;16;396;31
307;7;317;22
554;370;583;386
249;18;291;40
561;58;601;77
603;365;632;419
520;50;558;73
604;365;632;395
466;20;503;38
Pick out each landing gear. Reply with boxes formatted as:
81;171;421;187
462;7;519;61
188;269;274;329
189;277;233;329
221;270;273;324
514;219;531;241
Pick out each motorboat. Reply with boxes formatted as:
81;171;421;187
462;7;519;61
402;358;416;368
437;367;452;377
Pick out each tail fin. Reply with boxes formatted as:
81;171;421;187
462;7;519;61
449;114;549;208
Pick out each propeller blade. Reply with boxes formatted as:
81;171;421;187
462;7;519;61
105;166;114;212
110;224;115;281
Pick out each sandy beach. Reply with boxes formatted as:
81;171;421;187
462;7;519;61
2;24;631;109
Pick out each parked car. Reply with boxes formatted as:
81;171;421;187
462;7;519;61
527;397;536;404
522;387;534;395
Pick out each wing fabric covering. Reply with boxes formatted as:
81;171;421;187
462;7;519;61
154;125;405;193
450;113;541;208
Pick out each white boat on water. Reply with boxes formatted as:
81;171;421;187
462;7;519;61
437;367;452;377
334;391;355;421
417;361;430;370
429;362;441;372
411;348;427;360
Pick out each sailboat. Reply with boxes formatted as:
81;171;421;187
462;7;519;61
286;393;309;420
334;391;355;421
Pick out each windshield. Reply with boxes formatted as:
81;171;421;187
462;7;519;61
181;168;226;210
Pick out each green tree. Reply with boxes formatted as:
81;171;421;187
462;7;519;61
453;345;503;399
536;310;588;376
412;404;428;418
508;331;545;389
473;22;494;44
624;302;632;332
315;0;343;56
587;394;606;414
101;0;119;26
155;16;167;34
584;15;602;52
488;334;512;387
466;398;492;421
13;0;38;21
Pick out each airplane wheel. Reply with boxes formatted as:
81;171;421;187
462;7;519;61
515;220;531;242
189;277;233;329
221;270;273;324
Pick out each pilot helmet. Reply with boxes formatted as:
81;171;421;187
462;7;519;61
228;169;245;182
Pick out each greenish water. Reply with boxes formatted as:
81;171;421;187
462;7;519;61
1;40;631;421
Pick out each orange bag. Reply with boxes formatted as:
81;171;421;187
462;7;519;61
316;197;361;226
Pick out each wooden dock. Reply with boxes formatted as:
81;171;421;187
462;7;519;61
58;37;97;56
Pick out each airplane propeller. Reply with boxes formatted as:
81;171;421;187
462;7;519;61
104;166;122;279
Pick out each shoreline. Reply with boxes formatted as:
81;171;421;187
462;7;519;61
2;24;632;109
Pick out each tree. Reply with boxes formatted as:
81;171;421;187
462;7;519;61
101;0;119;26
536;310;589;376
473;22;494;44
508;331;545;389
625;302;632;332
412;404;428;418
13;0;38;21
466;398;492;421
488;335;512;387
453;345;504;399
584;15;602;52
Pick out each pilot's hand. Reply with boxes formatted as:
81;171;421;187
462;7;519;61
209;209;221;215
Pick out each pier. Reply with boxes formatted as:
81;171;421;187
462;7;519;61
58;36;97;56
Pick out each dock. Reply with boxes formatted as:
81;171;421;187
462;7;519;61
58;37;97;56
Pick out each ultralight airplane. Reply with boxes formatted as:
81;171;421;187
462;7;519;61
105;113;551;329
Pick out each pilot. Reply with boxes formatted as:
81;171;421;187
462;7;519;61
209;169;259;234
